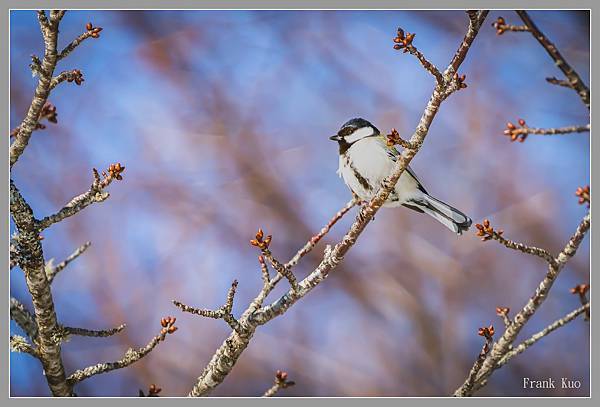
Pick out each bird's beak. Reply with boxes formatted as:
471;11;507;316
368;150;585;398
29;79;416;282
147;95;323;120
329;134;342;141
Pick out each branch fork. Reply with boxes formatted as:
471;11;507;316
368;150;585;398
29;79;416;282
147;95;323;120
173;280;243;334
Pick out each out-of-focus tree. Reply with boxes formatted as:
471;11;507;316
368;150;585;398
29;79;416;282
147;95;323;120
10;9;589;397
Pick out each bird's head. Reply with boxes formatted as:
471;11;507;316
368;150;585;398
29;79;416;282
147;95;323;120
329;118;380;146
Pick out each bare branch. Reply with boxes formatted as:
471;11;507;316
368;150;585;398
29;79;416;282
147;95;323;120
49;69;84;90
475;219;556;265
286;199;356;268
454;326;495;397
262;370;295;397
503;120;589;143
262;249;299;293
455;212;590;396
10;179;70;395
45;241;91;284
10;297;39;342
63;323;126;339
393;28;444;85
497;303;590;367
58;22;103;61
10;335;40;359
10;11;61;168
516;10;590;109
546;76;574;88
184;12;489;397
66;318;177;386
36;164;125;231
173;280;242;333
491;16;530;35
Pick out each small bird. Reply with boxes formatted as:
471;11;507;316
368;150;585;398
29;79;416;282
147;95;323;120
330;118;472;234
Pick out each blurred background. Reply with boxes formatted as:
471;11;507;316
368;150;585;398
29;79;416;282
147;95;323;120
10;10;589;397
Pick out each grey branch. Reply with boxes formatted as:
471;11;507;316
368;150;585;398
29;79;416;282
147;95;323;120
509;124;590;138
36;168;122;231
455;335;493;397
45;241;91;284
455;212;590;396
67;332;166;386
10;10;117;396
497;303;590;367
546;76;574;88
63;323;126;339
477;222;557;265
183;11;489;397
49;69;84;90
10;297;39;342
58;27;102;60
173;280;242;333
10;11;61;168
405;45;444;85
10;180;71;396
262;250;299;293
10;335;40;358
516;10;590;110
286;198;356;268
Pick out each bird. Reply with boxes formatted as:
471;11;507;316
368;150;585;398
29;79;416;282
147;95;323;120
329;118;472;235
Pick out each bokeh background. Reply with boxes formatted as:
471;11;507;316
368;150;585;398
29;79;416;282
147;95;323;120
9;10;590;397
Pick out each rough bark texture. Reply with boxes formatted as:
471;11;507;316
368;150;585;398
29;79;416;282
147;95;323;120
10;11;166;397
10;12;60;168
10;181;71;396
454;213;590;396
182;11;489;397
453;11;590;396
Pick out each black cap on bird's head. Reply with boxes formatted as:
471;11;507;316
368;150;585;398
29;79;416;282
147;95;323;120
329;118;380;144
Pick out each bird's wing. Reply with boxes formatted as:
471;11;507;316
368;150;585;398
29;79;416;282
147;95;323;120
385;147;428;194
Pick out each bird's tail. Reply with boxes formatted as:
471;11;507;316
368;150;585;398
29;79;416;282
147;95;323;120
418;194;472;235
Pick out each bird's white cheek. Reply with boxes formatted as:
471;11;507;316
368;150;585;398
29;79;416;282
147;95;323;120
345;127;374;144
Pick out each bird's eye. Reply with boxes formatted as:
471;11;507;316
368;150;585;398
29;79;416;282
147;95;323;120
339;127;354;138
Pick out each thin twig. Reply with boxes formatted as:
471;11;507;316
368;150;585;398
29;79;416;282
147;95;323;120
475;220;556;265
58;24;102;61
36;165;124;231
10;297;39;342
262;250;299;294
454;328;494;397
184;11;489;397
66;319;176;386
173;281;242;333
10;335;39;358
491;16;530;35
516;10;590;109
49;69;84;90
505;124;590;142
45;241;91;284
546;76;574;88
497;303;590;367
455;212;590;396
64;323;126;338
286;199;357;268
